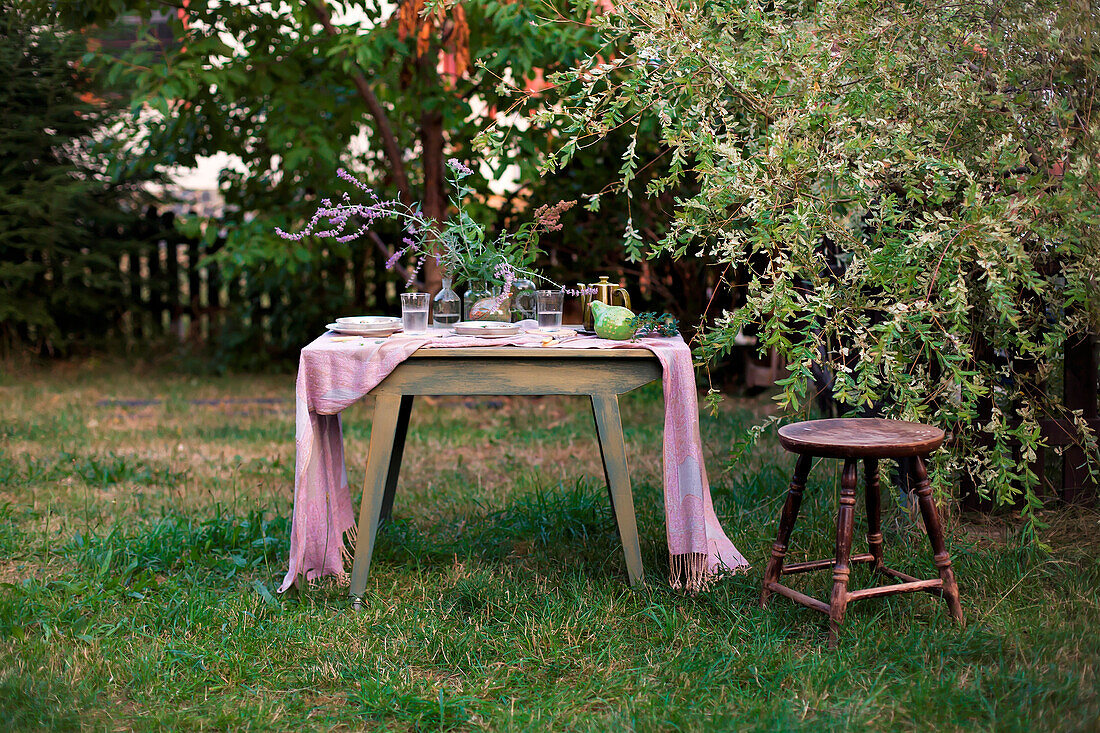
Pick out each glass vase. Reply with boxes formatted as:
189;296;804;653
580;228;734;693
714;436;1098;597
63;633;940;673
432;276;461;326
463;282;511;322
511;277;537;321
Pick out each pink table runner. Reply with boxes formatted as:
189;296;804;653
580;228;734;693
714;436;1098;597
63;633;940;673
280;326;747;593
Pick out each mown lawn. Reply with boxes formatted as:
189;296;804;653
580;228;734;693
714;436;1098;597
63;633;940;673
1;359;1098;731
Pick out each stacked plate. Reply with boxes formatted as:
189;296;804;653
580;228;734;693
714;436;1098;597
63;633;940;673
326;316;403;337
452;321;521;338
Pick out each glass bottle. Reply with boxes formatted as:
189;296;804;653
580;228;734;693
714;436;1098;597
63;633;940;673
511;277;537;322
432;276;461;326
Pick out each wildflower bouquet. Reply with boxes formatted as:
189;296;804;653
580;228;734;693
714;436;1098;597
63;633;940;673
275;160;575;310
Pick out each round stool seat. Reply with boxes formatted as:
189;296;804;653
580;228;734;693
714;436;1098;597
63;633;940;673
778;418;944;459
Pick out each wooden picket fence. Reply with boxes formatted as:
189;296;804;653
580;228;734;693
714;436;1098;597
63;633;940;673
113;229;395;351
116;233;219;342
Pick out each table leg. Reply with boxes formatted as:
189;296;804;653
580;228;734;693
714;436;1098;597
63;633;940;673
590;393;644;587
379;395;414;524
590;398;618;542
349;394;404;606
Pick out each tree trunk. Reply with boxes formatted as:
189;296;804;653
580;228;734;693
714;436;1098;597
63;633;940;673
419;58;445;295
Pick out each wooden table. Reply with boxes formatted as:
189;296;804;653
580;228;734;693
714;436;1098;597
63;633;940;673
349;345;662;607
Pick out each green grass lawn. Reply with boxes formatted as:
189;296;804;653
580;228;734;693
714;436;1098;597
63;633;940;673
1;360;1098;731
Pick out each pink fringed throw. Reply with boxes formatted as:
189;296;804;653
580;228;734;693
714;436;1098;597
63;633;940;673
279;327;746;593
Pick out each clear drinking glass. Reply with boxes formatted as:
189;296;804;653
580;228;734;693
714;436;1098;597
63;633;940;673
400;292;430;334
536;290;564;330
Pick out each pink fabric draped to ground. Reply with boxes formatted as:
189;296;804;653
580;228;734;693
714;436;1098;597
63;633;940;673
279;327;747;593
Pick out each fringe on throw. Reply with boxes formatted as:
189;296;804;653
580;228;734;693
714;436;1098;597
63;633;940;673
341;522;358;566
669;552;710;593
291;524;357;592
333;523;357;587
303;568;349;591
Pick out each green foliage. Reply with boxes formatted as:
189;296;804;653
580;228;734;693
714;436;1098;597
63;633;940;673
497;117;725;327
426;163;550;288
0;2;161;353
629;311;680;338
526;0;1100;516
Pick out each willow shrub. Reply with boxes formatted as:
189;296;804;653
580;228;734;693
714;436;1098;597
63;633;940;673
482;0;1100;523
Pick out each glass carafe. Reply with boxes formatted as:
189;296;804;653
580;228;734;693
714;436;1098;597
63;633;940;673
432;276;461;326
511;277;537;321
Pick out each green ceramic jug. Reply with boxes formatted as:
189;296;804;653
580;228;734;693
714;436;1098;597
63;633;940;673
590;300;636;340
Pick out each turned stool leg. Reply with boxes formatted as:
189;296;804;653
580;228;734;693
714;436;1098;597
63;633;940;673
911;456;964;623
828;458;859;647
864;458;884;571
761;454;812;607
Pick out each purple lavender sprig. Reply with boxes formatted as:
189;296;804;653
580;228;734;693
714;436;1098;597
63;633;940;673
273;166;573;296
274;199;397;242
561;286;597;297
385;247;408;270
446;158;474;178
336;167;380;197
495;262;515;298
275;169;426;282
487;262;517;311
405;255;427;287
275;168;398;244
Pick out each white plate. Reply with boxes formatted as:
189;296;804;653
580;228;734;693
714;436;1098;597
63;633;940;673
455;332;519;340
335;315;402;326
527;327;576;336
326;322;402;336
388;329;449;339
453;321;521;336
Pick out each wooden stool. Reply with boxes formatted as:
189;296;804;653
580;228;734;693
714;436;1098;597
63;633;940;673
761;418;964;646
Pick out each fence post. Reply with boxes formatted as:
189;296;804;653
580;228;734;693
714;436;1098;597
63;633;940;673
163;213;181;339
207;237;223;336
148;232;164;337
1060;335;1099;504
187;237;201;340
